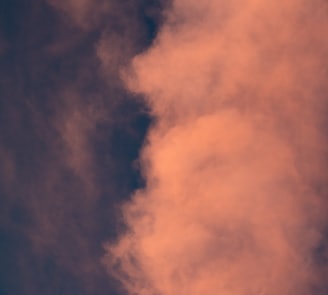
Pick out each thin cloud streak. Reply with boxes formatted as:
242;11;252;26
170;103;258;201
106;1;328;295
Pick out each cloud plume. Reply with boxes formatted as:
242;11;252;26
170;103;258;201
105;1;328;294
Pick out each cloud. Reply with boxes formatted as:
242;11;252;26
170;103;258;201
0;0;166;294
47;0;111;29
105;1;328;294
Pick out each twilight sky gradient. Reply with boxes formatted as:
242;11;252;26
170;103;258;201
1;1;328;295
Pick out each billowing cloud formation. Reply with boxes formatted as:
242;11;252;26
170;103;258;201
106;1;328;294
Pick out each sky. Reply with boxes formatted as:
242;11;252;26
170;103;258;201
0;0;166;294
0;1;328;295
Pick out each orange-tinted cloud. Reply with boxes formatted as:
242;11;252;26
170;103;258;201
105;1;328;294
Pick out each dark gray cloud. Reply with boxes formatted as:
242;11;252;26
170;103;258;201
0;0;168;294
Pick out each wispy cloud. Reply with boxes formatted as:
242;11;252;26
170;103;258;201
0;0;166;294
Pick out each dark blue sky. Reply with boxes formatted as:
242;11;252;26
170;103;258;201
0;1;168;294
